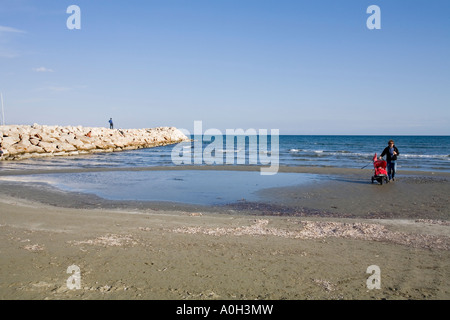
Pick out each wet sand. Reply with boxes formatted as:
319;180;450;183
0;166;449;300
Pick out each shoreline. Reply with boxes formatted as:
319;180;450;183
1;163;450;176
1;165;449;299
0;165;449;220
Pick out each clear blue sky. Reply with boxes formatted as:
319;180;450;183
0;0;449;134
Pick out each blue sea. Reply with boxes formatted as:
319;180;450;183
1;135;449;172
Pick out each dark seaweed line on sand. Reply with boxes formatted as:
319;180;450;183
220;201;396;219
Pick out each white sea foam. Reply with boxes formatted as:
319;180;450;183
401;154;449;159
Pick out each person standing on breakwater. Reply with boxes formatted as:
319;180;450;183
380;139;400;182
109;118;114;129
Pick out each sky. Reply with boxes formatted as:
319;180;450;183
0;0;449;135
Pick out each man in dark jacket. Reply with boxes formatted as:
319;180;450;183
380;139;400;182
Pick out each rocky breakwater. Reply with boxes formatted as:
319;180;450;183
0;124;189;160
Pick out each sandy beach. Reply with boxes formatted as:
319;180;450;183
0;165;449;300
2;0;449;306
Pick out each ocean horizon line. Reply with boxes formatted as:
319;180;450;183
197;134;450;137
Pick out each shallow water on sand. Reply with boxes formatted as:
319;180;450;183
0;170;321;206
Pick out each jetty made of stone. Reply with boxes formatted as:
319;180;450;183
0;124;189;161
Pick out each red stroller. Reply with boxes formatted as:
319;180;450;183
371;153;388;185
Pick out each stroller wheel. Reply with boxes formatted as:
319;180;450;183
380;177;383;185
371;177;374;184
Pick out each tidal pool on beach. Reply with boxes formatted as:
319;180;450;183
0;170;321;206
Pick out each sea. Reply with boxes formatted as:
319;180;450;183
1;135;448;205
1;135;449;172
